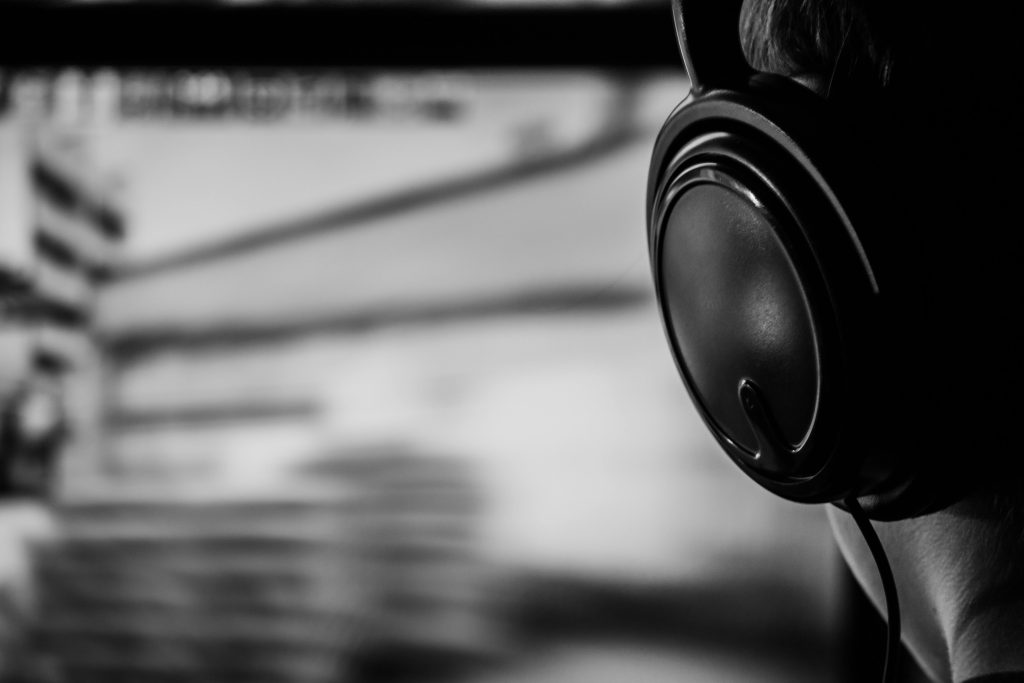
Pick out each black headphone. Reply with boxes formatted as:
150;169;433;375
646;0;963;521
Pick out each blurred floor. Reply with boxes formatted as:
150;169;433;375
469;642;824;683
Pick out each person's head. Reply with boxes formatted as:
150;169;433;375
737;1;1024;680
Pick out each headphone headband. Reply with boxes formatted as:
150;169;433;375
671;0;750;93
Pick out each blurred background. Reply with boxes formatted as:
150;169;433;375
0;2;928;682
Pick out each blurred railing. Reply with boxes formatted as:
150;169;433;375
11;448;505;683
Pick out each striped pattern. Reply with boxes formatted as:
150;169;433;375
25;495;364;683
8;452;504;683
0;128;125;495
27;132;123;379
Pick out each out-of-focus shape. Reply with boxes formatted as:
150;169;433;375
19;444;508;683
1;90;127;499
1;73;125;682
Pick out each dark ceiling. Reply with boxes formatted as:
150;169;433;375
0;2;682;69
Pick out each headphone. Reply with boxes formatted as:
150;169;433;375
646;0;964;522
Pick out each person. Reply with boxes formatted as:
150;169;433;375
736;1;1023;681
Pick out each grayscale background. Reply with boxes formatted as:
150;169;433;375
0;3;914;681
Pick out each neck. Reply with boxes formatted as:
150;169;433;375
830;502;1024;683
919;503;1024;682
949;596;1024;682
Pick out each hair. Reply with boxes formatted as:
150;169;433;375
739;0;896;96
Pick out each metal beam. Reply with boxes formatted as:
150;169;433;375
0;3;679;69
103;284;652;364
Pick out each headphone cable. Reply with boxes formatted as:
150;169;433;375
844;496;901;683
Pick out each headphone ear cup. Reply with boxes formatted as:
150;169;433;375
647;75;959;520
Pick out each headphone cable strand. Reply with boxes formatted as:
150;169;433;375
844;496;901;683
